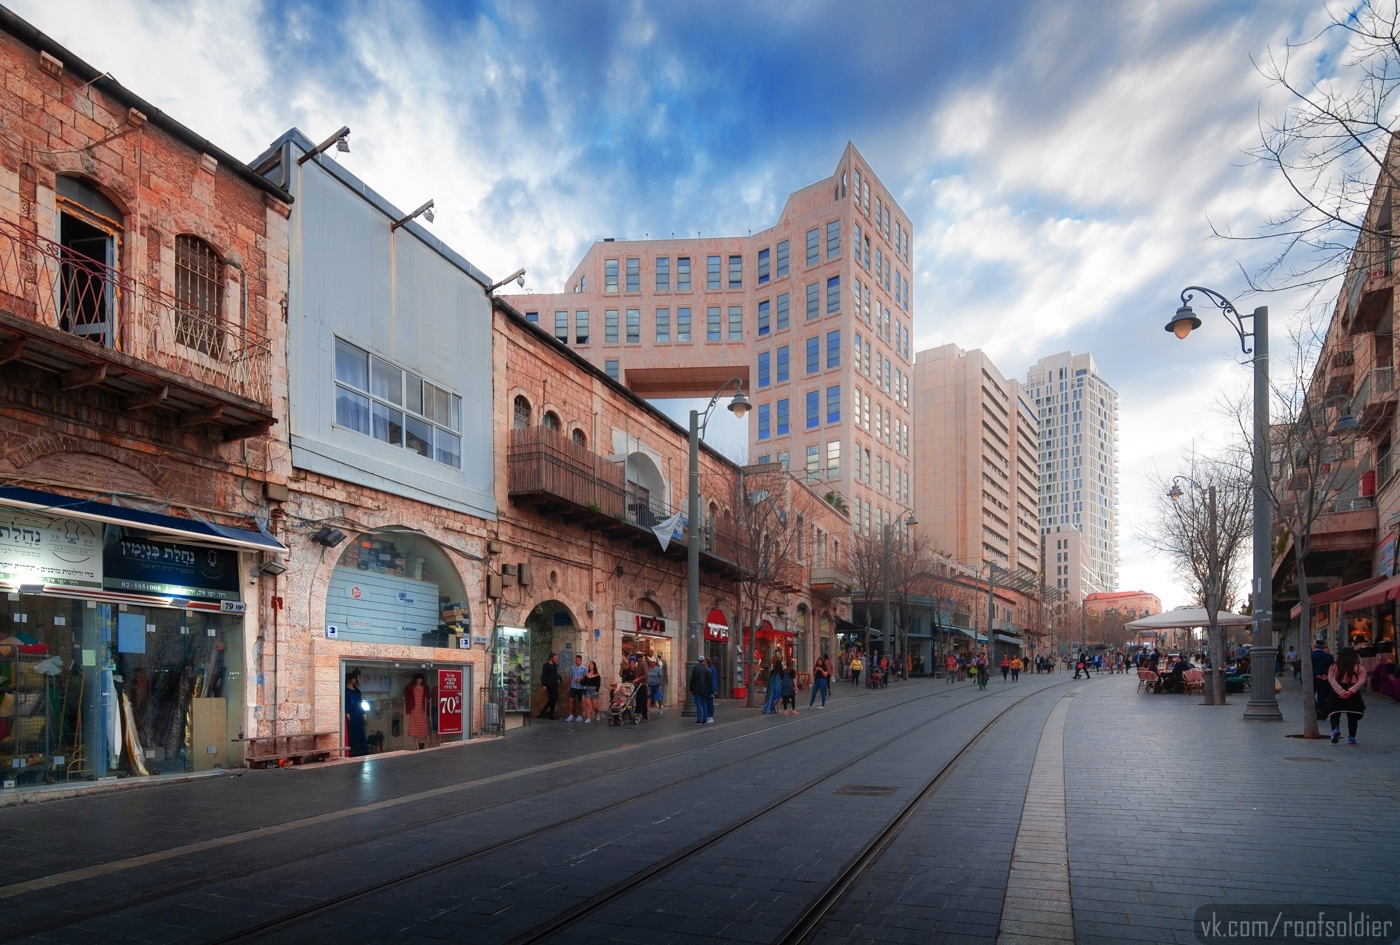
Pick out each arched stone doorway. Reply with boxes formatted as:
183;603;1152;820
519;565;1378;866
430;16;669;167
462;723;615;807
523;600;577;715
625;451;666;526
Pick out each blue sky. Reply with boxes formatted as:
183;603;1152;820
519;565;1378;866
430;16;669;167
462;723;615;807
23;0;1357;606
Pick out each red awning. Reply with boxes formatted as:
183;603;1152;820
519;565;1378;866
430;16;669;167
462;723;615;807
1339;574;1400;611
1290;576;1387;619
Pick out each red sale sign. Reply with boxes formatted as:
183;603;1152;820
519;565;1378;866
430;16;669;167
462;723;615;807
437;668;464;735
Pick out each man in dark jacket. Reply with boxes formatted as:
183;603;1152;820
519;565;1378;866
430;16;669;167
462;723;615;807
689;656;713;724
538;652;560;719
1311;640;1334;722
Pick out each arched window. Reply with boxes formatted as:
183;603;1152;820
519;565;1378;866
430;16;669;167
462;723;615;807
56;175;124;346
571;428;587;447
542;411;561;431
175;235;224;357
513;395;531;429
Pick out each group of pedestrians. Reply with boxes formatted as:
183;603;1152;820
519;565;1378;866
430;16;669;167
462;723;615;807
537;651;667;724
1310;639;1368;744
688;655;719;724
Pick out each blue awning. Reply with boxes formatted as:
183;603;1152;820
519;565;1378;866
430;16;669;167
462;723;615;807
0;486;284;553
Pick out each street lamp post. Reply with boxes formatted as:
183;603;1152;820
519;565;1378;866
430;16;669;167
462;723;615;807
986;561;1001;665
881;509;918;686
1167;287;1280;721
687;379;750;714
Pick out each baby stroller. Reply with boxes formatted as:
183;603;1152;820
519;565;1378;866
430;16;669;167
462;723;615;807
609;682;641;725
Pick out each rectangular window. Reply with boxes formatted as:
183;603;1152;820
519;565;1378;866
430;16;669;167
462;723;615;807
806;282;820;321
728;305;742;341
677;256;691;291
875;248;883;286
576;310;589;345
626;308;640;344
864;236;871;270
776;240;789;277
854;222;862;255
757;454;770;466
806;336;819;375
827;440;840;479
554;310;568;343
777;398;790;435
605;258;619;294
728;254;742;289
864;447;872;483
525;311;539;324
876;197;883;230
826;275;841;314
335;337;461;467
807;445;820;480
853;443;861;483
806;390;820;429
826;219;840;258
656;308;670;343
626;257;640;292
605;309;619;344
826;329;840;368
656;257;670;291
758;351;771;388
777;451;789;470
605;359;619;381
806;228;819;266
758;299;771;336
707;255;721;290
758;248;770;285
707;306;721;341
776;292;789;330
854;331;862;370
758;403;771;440
777;345;790;382
827;384;840;423
677;307;691;342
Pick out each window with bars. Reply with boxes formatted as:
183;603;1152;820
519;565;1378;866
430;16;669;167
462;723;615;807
175;235;224;358
513;395;531;429
572;428;587;447
542;411;561;431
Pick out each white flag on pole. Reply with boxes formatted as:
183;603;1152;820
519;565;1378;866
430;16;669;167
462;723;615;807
652;511;685;552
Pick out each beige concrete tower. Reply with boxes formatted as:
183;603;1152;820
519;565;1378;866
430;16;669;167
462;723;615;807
502;143;913;539
911;344;1041;582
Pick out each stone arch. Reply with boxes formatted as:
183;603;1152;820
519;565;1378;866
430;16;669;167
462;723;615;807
4;435;176;494
524;599;579;691
512;393;533;429
632;596;662;617
624;450;666;524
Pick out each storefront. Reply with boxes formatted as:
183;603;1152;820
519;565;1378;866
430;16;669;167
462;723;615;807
0;486;276;792
705;608;733;699
615;608;674;695
341;659;469;753
746;619;795;689
320;529;476;746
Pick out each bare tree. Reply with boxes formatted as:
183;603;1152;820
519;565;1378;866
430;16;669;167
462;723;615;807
1235;2;1400;297
847;530;885;669
1142;454;1253;704
888;532;936;676
729;465;813;707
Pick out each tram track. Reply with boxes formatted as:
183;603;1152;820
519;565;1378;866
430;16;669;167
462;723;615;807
0;679;1024;944
199;679;1075;945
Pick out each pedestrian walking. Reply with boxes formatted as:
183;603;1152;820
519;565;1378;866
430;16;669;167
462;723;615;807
809;659;829;707
689;656;713;724
1326;647;1368;744
780;668;798;714
707;656;719;723
647;658;664;715
850;653;863;687
945;651;958;684
538;652;561;720
1010;656;1022;682
566;654;586;722
1311;640;1334;723
975;653;989;690
822;654;835;701
623;657;648;721
1000;656;1011;682
582;660;602;722
762;658;786;713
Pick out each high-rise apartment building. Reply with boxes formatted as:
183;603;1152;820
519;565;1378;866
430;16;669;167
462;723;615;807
1025;351;1120;599
503;143;914;539
912;345;1041;583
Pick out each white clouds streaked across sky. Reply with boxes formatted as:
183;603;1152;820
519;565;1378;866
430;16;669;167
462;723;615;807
20;0;1361;606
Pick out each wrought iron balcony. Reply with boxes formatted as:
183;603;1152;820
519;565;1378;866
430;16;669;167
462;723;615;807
0;219;274;438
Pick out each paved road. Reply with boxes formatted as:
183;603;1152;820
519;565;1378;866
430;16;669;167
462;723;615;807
0;671;1396;945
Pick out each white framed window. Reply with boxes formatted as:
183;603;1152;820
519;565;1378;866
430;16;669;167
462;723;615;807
335;337;462;468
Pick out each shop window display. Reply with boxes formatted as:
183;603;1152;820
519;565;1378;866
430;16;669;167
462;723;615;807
325;532;469;649
494;627;531;714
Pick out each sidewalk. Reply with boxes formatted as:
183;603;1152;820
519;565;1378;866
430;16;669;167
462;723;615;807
1060;672;1400;943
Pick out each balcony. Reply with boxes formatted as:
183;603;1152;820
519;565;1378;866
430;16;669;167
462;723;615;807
1349;366;1396;437
1344;235;1395;335
0;219;274;439
507;427;626;521
810;564;854;598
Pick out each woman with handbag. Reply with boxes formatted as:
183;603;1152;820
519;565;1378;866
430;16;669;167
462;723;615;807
1326;647;1368;744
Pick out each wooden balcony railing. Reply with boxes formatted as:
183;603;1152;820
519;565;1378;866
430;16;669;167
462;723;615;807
507;427;626;517
0;218;271;405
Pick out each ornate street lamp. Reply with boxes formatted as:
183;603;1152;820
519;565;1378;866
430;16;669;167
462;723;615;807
686;379;749;713
1168;286;1279;720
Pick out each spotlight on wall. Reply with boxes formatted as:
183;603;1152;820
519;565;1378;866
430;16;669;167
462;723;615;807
487;268;527;295
168;597;191;609
18;584;44;595
296;125;351;165
391;199;435;231
310;527;347;548
259;554;288;576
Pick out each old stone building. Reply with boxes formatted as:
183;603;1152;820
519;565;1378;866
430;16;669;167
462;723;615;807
0;12;291;785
